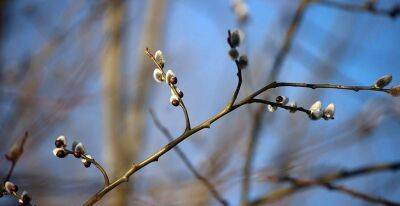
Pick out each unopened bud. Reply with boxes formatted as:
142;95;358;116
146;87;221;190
238;55;248;69
21;191;31;204
276;96;289;105
55;135;67;148
229;48;239;60
82;155;92;168
153;69;164;83
267;104;277;112
287;101;297;113
166;70;177;85
374;74;392;88
228;30;242;48
154;50;165;68
170;95;180;107
53;148;67;158
173;87;184;98
232;0;249;23
74;142;85;158
4;181;17;193
390;85;400;97
323;103;335;120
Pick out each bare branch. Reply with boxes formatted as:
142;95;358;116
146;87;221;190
149;109;229;206
312;0;400;19
250;161;400;205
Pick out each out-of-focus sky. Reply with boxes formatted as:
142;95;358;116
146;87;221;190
1;0;400;205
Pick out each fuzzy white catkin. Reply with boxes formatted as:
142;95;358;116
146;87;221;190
56;135;67;145
324;103;335;119
81;155;92;164
153;69;164;83
75;142;85;154
154;50;165;66
267;105;277;112
4;181;16;193
310;101;322;112
170;94;178;102
287;101;297;113
309;101;323;120
165;70;176;84
52;148;63;157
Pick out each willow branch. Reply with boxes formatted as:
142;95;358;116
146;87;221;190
5;162;16;182
83;154;110;186
248;81;391;101
149;109;229;206
275;176;400;206
250;161;400;205
82;59;395;206
65;150;110;187
312;0;400;19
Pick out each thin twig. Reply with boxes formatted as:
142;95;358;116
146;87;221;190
149;109;229;206
83;154;110;186
312;0;400;19
5;163;16;182
272;176;400;206
250;161;400;205
65;150;110;187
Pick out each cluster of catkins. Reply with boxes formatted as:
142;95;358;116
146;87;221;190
1;181;31;206
53;136;92;168
227;29;248;69
152;50;184;107
267;96;335;121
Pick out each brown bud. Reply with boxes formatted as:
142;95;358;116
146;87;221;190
275;96;289;105
53;148;68;158
170;95;180;107
238;55;248;69
374;74;392;88
55;135;67;148
178;91;184;98
166;70;177;85
5;132;29;163
170;76;178;85
228;30;241;48
74;142;85;158
21;191;31;204
82;157;92;168
172;99;179;106
229;48;239;60
84;161;91;168
390;85;400;97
